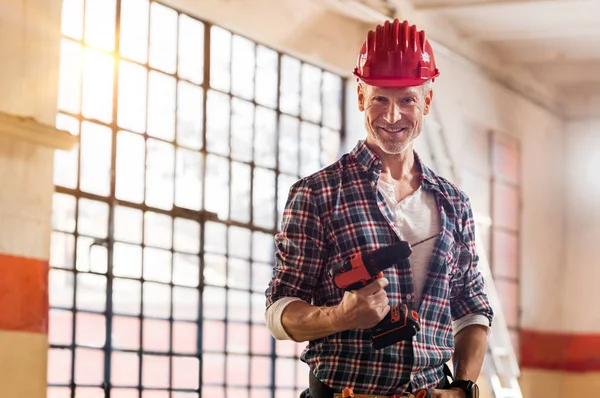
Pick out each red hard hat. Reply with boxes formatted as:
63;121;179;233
353;19;440;87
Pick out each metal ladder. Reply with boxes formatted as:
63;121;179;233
418;114;523;398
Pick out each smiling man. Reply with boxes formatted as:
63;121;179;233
265;19;493;398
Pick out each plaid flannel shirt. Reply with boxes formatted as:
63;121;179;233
265;140;494;395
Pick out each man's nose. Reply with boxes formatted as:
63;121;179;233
383;102;402;124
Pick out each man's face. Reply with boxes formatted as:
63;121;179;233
358;83;433;155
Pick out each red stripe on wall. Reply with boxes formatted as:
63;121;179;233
0;253;48;334
521;329;600;372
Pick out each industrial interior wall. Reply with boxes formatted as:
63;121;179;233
0;1;63;397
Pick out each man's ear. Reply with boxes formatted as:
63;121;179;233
423;89;434;115
357;82;365;112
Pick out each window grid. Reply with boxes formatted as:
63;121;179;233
49;1;345;397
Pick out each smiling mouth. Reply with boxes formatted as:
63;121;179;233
378;127;408;134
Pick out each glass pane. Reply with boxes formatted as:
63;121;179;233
178;15;204;84
61;0;84;40
321;127;340;166
120;0;150;64
54;114;79;189
112;316;140;350
175;147;202;210
228;258;250;289
276;338;296;357
173;253;199;287
142;355;170;388
77;198;109;238
58;39;83;114
146;139;175;210
492;231;519;280
143;282;171;319
278;115;299;175
205;155;230;220
231;98;254;162
112;389;139;398
81;47;114;123
301;63;322;123
206;90;230;156
251;324;271;355
52;193;76;233
113;242;142;278
118;61;147;133
111;351;139;386
231;35;255;100
254;106;276;169
172;357;200;389
252;231;274;263
230;162;251;223
84;0;116;51
75;236;94;272
174;218;200;254
202;353;224;384
203;286;225;319
276;358;296;387
89;244;108;274
228;226;251;259
203;320;225;351
173;321;197;354
253;168;276;230
252;262;273;293
255;45;278;109
300;122;321;177
280;55;300;115
210;26;231;92
74;348;104;384
113;279;141;315
227;355;249;386
493;134;520;185
228;290;250;322
144;212;172;249
75;312;105;347
177;81;203;150
76;274;106;312
49;309;72;345
204;254;226;287
114;206;143;244
251;293;265;324
173;287;199;321
80;122;112;196
496;280;519;328
116;131;145;203
493;183;519;231
75;388;104;398
277;174;297;227
49;269;74;308
250;356;271;386
147;71;176;141
49;386;72;398
143;319;170;352
322;72;342;130
205;221;226;254
149;2;178;74
143;247;172;283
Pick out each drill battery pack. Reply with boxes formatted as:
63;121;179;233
370;303;420;349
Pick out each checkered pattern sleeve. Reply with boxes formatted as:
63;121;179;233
450;195;494;326
266;179;328;307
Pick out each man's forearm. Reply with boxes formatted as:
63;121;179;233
452;324;488;381
280;300;343;342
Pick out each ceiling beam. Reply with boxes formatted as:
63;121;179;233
461;23;600;42
414;0;563;12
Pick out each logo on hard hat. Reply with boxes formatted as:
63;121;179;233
422;52;430;63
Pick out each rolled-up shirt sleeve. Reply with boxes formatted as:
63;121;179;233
450;196;494;327
265;179;328;311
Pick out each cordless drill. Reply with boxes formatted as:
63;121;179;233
329;241;421;349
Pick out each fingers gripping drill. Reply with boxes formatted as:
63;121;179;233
329;235;438;350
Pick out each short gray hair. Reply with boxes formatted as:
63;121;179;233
359;80;433;95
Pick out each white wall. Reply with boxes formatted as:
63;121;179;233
564;117;600;332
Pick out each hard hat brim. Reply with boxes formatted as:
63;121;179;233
354;72;438;88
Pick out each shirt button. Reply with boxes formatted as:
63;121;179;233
406;294;412;300
370;181;375;186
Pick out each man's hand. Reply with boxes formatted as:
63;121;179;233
334;277;390;330
430;388;466;398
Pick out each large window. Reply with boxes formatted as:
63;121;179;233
48;1;344;397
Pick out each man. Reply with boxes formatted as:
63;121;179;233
265;19;493;398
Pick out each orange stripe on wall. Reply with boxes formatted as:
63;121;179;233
521;329;600;372
0;253;48;334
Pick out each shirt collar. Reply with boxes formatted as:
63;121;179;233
350;140;438;188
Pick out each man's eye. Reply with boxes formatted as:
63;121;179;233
373;96;387;103
401;97;415;104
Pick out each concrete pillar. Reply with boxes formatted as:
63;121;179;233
0;1;75;397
